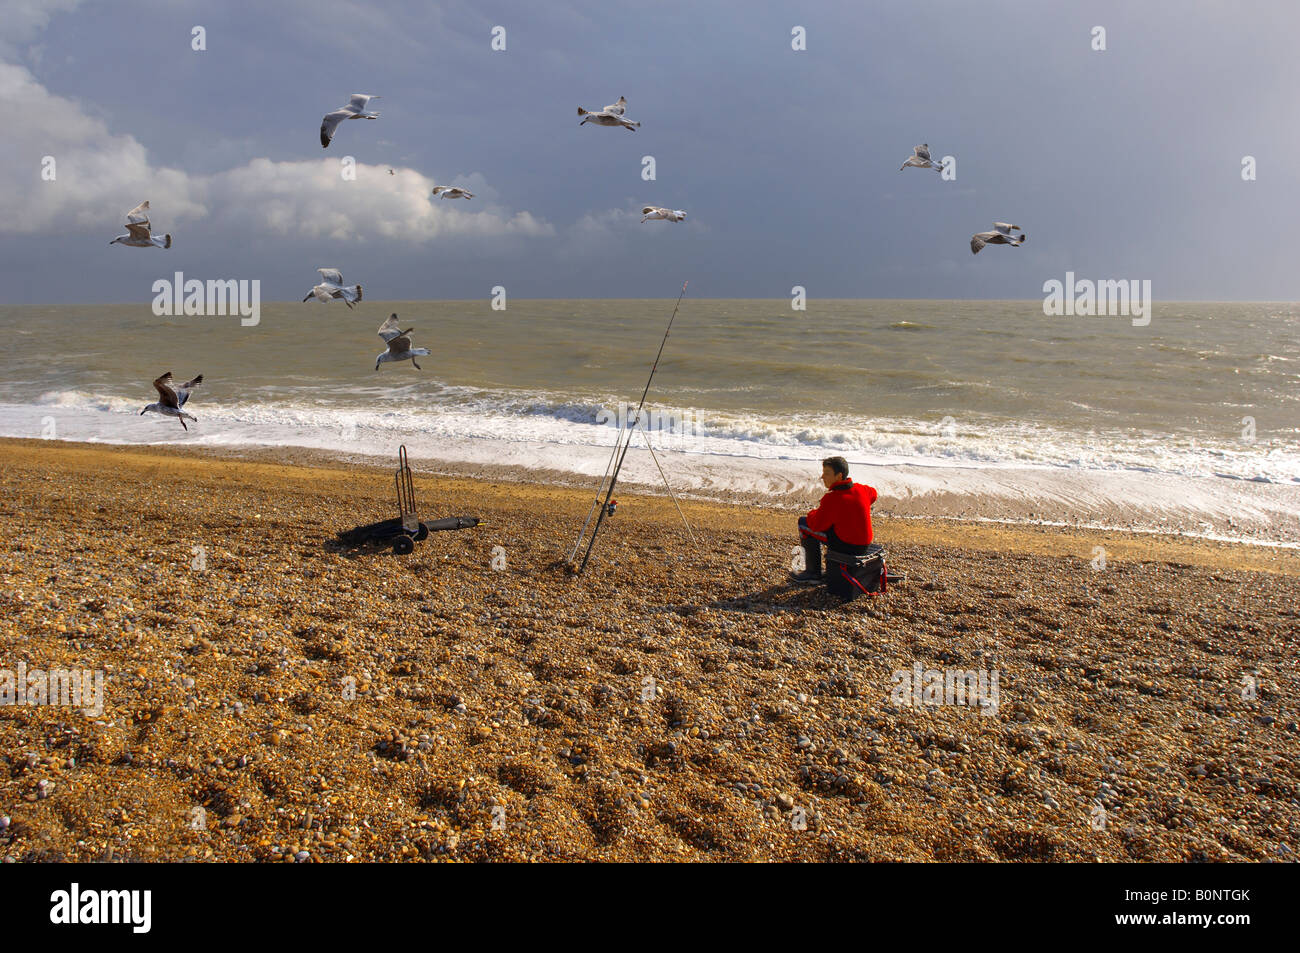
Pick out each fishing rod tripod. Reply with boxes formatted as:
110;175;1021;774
568;281;695;575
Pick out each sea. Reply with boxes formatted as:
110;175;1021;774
1;299;1297;542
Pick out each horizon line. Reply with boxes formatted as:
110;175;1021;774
4;296;1299;308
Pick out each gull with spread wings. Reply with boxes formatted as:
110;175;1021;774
640;206;686;223
303;268;363;308
899;144;944;172
110;201;171;249
431;186;474;200
140;372;202;430
970;222;1026;254
320;94;381;148
578;95;640;130
375;314;430;371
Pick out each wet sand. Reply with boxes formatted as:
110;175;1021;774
1;438;1297;862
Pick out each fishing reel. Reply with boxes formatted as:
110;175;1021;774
604;500;618;517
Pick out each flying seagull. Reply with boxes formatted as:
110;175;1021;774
140;372;202;430
578;95;640;130
110;201;171;249
640;206;686;223
303;268;362;308
320;94;381;148
970;222;1026;254
900;144;943;172
376;314;430;371
431;186;474;200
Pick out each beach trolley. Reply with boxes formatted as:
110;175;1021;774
336;445;481;554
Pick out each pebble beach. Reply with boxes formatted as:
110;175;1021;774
1;438;1297;862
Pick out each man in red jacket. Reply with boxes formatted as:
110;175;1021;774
792;456;877;585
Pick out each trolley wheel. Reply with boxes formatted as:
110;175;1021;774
392;535;415;555
414;523;429;542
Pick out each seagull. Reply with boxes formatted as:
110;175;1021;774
971;222;1026;254
320;94;381;148
387;168;395;175
900;144;943;172
578;95;640;130
109;201;171;249
303;268;363;308
640;206;686;223
140;372;202;430
431;186;474;200
376;314;430;371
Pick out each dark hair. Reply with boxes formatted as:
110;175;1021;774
822;456;849;478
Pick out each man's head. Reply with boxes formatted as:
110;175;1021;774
821;456;849;489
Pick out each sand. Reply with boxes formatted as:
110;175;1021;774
0;438;1297;862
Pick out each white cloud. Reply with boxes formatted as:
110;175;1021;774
0;0;85;59
198;158;554;241
0;61;207;231
0;58;554;243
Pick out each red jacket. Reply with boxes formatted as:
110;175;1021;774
806;479;877;546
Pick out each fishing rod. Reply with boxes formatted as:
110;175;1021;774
568;397;695;565
567;416;624;564
573;280;689;576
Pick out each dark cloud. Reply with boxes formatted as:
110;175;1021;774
3;0;1296;302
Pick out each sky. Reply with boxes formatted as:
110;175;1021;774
1;0;1297;303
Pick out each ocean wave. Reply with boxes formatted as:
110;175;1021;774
7;391;1299;485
